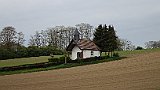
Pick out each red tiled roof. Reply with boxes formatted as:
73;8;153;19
66;39;101;51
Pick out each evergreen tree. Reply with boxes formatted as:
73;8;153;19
94;24;118;56
93;24;103;50
102;24;109;52
108;25;118;54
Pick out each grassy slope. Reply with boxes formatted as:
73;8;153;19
0;55;63;67
0;48;160;68
117;48;160;57
0;48;160;75
102;48;160;57
0;57;123;75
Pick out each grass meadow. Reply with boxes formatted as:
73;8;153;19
117;48;160;57
0;55;63;67
0;48;160;68
0;48;160;75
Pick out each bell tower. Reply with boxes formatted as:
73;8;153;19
73;28;80;43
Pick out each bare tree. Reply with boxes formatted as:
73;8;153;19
55;26;65;49
28;31;42;47
0;26;17;49
0;32;2;46
47;27;60;47
28;35;36;46
118;39;135;51
34;31;41;47
145;40;160;48
29;23;94;49
66;26;76;43
40;30;48;47
17;32;25;46
75;23;93;39
47;26;76;49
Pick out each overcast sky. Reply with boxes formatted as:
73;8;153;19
0;0;160;47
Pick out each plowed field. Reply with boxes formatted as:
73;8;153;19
0;52;160;90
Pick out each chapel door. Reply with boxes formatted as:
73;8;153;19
77;52;83;59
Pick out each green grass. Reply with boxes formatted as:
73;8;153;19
1;48;160;68
117;48;160;57
0;55;63;67
102;48;160;57
0;57;123;75
1;48;160;75
0;63;81;75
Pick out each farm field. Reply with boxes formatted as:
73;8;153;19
0;49;160;90
0;55;63;67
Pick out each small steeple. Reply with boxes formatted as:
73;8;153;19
73;28;80;43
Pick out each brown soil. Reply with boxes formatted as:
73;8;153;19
0;52;160;90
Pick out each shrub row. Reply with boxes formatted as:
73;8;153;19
68;55;110;63
48;57;70;64
0;62;58;71
0;53;120;71
48;53;119;64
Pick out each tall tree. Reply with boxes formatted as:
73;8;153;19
47;26;76;49
102;24;109;52
108;25;118;52
29;23;94;49
0;26;17;49
40;30;48;47
94;24;118;56
28;31;43;47
118;39;135;50
75;23;93;39
16;32;25;46
28;35;36;46
145;40;160;48
34;31;41;47
93;24;103;51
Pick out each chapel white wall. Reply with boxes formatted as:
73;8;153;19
71;46;81;60
83;50;100;59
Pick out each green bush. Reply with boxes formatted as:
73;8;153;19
59;56;65;61
83;57;97;62
59;56;65;63
67;59;78;63
100;55;110;59
74;57;100;63
135;46;143;50
113;53;119;57
0;45;64;60
66;57;71;61
48;56;70;64
48;55;119;65
0;62;58;71
48;58;59;63
0;48;15;60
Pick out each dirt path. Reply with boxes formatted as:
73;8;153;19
0;52;160;90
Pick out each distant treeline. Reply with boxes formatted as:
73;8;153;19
0;23;97;60
145;40;160;48
0;26;64;60
0;46;63;60
28;23;94;49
